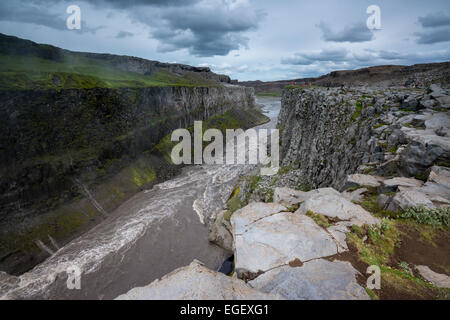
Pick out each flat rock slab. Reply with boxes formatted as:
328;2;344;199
342;188;368;202
273;187;309;206
391;189;436;211
115;260;282;300
296;193;380;226
231;202;286;235
416;265;450;288
249;259;369;300
346;174;384;188
232;205;337;276
383;177;424;188
273;187;340;206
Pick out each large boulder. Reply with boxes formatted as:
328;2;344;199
115;260;282;300
381;177;424;192
296;192;380;226
416;265;450;288
345;174;383;188
388;189;436;211
248;259;369;300
231;202;287;235
273;187;308;206
231;203;337;277
428;166;450;189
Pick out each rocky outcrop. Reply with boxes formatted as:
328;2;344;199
274;84;450;193
249;259;369;300
277;88;378;190
115;260;282;300
416;265;450;288
118;186;374;300
238;62;450;93
231;202;337;277
227;189;375;300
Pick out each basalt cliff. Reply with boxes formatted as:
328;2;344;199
0;34;266;275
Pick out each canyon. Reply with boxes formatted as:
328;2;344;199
0;33;449;300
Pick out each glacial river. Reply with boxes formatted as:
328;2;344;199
0;97;280;300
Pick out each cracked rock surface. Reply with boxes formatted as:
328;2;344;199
248;259;369;300
115;260;283;300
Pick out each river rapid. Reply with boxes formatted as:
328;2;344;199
0;97;281;300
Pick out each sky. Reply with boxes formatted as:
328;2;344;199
0;0;449;81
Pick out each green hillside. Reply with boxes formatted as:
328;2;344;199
0;34;216;90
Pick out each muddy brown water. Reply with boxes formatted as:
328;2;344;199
0;97;281;300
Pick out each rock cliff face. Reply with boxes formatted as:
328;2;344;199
0;84;257;274
278;88;378;190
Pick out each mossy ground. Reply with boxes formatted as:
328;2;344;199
345;185;450;299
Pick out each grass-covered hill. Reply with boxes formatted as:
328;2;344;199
0;33;224;90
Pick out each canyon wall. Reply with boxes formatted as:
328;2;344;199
0;84;258;274
278;88;378;190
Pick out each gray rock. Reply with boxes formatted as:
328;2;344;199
389;189;436;211
231;202;286;235
345;174;384;188
416;265;450;288
232;204;338;277
428;166;450;189
387;129;407;146
327;222;352;253
209;210;233;252
401;97;421;111
377;194;392;210
420;99;437;109
342;188;368;202
115;260;283;300
382;177;424;192
249;259;370;300
273;187;308;207
297;192;380;226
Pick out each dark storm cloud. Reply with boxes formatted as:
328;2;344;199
133;1;264;57
418;12;450;28
115;31;134;38
281;48;349;65
317;21;374;43
0;1;65;30
415;28;450;44
415;12;450;44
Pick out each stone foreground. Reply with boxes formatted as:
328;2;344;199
116;187;376;300
115;260;282;300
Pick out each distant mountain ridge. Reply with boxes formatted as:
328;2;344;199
238;62;450;93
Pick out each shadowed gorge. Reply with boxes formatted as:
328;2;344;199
0;34;267;275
